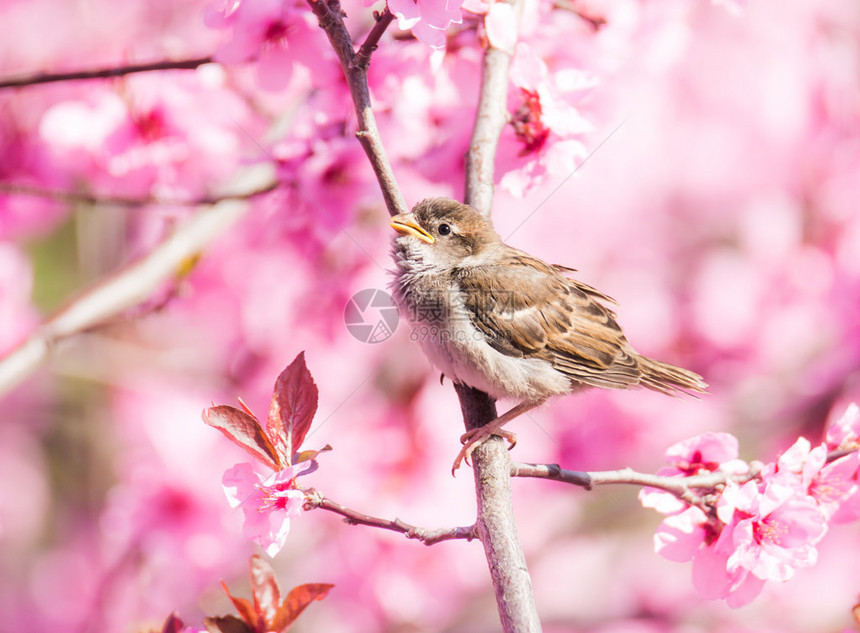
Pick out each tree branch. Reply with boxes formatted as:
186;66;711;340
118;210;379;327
511;447;859;495
509;462;761;504
0;180;279;207
457;0;538;631
510;462;745;515
464;2;524;217
455;387;541;633
354;8;396;70
510;462;595;488
0;56;213;90
306;0;407;217
0;166;274;397
309;1;538;629
305;490;477;546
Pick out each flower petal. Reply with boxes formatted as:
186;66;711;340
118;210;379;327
223;462;264;509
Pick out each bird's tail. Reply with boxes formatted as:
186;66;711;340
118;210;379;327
638;355;708;396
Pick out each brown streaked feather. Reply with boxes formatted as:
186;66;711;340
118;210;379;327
554;264;619;308
456;247;706;395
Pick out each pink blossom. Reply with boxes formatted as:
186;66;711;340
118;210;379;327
222;461;313;556
498;43;594;197
206;0;327;90
675;474;827;608
826;402;860;450
508;45;594;140
653;506;710;563
814;454;860;524
640;432;748;515
651;438;831;608
37;77;246;199
388;0;465;50
773;436;823;477
485;2;517;52
717;476;827;583
654;507;766;607
662;432;745;472
690;535;765;608
772;436;860;522
461;0;489;13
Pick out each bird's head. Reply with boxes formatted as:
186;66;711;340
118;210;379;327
390;197;501;270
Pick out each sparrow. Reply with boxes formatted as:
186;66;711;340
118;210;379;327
389;197;706;472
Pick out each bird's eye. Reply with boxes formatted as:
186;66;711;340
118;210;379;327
438;223;451;236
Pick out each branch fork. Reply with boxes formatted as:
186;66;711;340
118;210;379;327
305;1;538;629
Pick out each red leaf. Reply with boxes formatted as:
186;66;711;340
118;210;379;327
203;615;254;633
203;405;281;471
237;397;256;417
266;352;319;465
220;580;259;630
160;613;185;633
271;583;334;632
249;555;281;627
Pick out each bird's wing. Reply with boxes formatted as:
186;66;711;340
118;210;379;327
553;264;618;306
456;249;642;390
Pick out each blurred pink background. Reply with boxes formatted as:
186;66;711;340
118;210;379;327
1;0;859;631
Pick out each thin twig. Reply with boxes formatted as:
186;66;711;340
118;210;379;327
590;467;756;491
510;462;594;488
511;462;753;515
0;166;274;397
510;462;758;498
511;447;859;494
0;180;279;207
306;0;407;217
354;8;396;70
305;490;477;546
0;56;213;90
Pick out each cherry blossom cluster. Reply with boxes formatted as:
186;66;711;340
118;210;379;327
500;41;595;197
202;0;599;198
206;0;330;90
387;0;468;50
641;404;860;607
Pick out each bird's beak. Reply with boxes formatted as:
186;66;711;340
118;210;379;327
389;213;435;244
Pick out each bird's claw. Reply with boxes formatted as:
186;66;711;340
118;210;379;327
451;427;518;475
